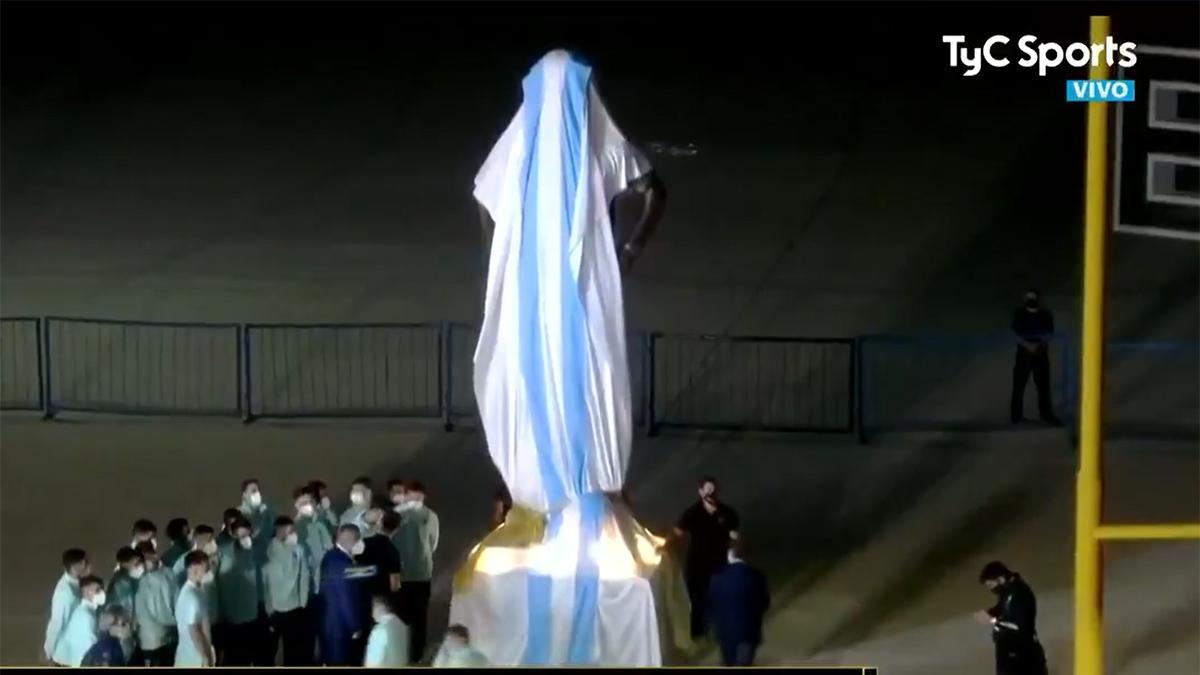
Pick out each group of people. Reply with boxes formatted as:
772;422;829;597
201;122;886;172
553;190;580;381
42;477;488;668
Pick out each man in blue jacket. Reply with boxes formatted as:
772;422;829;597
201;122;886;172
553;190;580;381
318;524;372;665
707;539;769;666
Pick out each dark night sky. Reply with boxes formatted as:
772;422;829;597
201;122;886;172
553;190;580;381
1;1;1196;335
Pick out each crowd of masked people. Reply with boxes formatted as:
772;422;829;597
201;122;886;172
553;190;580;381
42;477;491;668
41;471;1042;671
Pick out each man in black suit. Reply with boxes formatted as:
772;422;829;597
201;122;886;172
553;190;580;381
706;539;769;666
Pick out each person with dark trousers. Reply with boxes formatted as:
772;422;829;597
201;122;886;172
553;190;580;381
663;476;741;640
265;516;314;666
707;539;769;666
357;508;402;625
1010;290;1060;425
216;517;273;666
394;480;440;664
974;561;1048;675
319;524;370;665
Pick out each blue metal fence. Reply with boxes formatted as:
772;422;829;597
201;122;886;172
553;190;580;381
2;316;1196;441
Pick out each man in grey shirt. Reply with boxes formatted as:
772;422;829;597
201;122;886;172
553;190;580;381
393;481;439;664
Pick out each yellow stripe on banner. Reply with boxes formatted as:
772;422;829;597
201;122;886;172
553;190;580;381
1095;523;1200;540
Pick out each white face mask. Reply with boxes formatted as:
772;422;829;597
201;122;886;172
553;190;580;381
129;565;146;580
90;591;107;608
350;491;367;507
238;536;253;551
201;570;215;585
298;503;315;517
201;541;218;556
371;606;388;623
247;491;263;508
285;532;299;546
350;540;365;556
320;496;332;510
390;492;405;505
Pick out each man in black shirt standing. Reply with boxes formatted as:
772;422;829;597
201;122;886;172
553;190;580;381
666;476;741;640
1010;290;1060;425
356;508;401;629
974;561;1048;675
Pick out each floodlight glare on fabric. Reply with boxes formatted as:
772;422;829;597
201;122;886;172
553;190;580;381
452;49;689;667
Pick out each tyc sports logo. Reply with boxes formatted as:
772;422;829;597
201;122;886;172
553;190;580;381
942;35;1138;101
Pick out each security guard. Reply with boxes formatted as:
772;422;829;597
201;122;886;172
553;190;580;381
975;561;1048;675
1010;290;1060;425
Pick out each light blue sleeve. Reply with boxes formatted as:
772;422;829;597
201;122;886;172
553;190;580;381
363;624;386;667
43;581;75;660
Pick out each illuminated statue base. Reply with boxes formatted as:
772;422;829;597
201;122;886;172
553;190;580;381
449;496;692;666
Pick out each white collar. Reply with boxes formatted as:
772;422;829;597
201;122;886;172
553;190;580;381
336;543;354;556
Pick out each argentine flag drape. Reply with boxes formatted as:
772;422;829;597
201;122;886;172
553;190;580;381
451;50;687;666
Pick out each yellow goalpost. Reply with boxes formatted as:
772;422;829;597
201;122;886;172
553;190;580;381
1073;15;1200;675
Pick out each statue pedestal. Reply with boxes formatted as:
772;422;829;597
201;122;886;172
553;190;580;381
449;496;692;666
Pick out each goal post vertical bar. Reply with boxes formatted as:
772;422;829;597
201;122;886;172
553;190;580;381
1074;14;1111;675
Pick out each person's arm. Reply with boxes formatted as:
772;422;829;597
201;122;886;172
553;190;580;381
191;623;213;667
43;586;69;660
613;172;667;274
1012;311;1035;350
363;626;382;667
428;511;441;554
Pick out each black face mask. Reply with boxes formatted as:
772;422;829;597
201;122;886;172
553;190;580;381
1025;300;1039;310
990;580;1008;595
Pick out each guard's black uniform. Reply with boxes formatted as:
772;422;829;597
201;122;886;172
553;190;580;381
676;501;740;638
987;575;1048;675
1010;305;1057;422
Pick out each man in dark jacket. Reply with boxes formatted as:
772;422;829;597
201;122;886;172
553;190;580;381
318;524;371;665
975;561;1048;675
707;540;769;666
1010;290;1060;425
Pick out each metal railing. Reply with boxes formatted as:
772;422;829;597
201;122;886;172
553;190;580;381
1;317;1195;442
647;333;854;434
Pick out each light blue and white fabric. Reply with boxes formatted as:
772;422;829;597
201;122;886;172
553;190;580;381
452;49;665;666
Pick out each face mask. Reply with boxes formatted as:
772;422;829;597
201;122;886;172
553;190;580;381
201;570;216;585
298;503;315;517
320;496;332;510
446;639;466;654
201;541;218;556
390;493;405;505
239;536;253;551
247;492;263;508
350;540;366;556
129;565;146;580
90;591;107;608
990;582;1006;596
371;607;388;623
285;533;299;546
350;492;366;506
